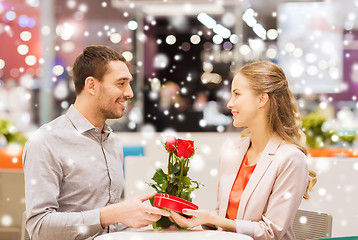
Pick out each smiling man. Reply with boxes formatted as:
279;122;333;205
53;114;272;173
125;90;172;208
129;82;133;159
23;45;168;240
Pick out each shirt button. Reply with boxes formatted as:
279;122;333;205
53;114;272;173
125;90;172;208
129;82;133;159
95;128;99;132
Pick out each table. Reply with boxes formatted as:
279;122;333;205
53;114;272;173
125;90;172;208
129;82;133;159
94;229;253;240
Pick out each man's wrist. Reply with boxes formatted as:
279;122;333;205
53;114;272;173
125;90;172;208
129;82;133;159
100;205;117;228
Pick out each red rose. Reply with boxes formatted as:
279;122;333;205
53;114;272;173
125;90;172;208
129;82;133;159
165;136;177;152
175;138;195;159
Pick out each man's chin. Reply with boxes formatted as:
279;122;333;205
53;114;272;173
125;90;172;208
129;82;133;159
106;112;124;120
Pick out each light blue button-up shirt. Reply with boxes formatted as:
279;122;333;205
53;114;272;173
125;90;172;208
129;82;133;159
23;105;126;240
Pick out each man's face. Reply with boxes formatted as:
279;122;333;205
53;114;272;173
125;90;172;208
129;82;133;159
97;60;134;120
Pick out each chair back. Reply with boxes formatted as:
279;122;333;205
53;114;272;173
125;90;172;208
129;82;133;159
21;211;30;240
293;209;332;240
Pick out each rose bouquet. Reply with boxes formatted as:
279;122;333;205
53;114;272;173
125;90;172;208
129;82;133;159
148;136;202;229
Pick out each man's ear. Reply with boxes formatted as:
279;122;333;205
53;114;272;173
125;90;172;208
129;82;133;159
258;93;269;108
84;76;96;95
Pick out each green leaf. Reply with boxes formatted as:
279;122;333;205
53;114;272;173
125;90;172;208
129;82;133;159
168;185;178;196
192;180;202;188
169;176;179;184
160;181;167;192
180;191;192;202
182;166;189;176
147;183;161;192
152;168;167;184
170;162;181;174
152;216;173;229
182;176;191;187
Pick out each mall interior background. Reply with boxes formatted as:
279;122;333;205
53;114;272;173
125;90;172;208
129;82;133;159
0;0;358;239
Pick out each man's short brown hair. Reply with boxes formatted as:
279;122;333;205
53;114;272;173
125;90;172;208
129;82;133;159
72;45;126;94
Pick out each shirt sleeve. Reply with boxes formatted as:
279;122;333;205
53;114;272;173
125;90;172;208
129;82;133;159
23;131;104;240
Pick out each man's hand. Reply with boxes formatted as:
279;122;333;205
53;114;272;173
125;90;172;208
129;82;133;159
100;192;170;228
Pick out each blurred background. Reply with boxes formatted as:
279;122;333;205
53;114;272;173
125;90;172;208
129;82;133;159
0;0;357;136
0;0;358;239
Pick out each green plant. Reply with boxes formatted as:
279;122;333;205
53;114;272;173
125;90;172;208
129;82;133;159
147;136;203;229
0;119;27;146
302;112;327;148
302;113;357;148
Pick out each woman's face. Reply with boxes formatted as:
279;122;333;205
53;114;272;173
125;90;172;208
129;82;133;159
227;73;262;128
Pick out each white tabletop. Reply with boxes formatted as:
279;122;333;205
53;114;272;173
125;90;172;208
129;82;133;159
94;229;253;240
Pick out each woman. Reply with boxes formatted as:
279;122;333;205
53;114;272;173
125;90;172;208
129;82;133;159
170;61;316;240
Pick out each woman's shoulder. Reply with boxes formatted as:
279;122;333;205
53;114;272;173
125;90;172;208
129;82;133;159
275;142;307;167
278;142;306;156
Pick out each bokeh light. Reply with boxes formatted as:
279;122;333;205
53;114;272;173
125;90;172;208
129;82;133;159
128;21;138;30
20;31;32;41
267;29;278;40
190;35;200;44
1;215;13;227
212;35;223;44
52;65;64;76
165;35;176;45
0;59;5;69
5;11;16;21
122;51;133;62
25;55;37;66
17;45;29;55
110;33;122;43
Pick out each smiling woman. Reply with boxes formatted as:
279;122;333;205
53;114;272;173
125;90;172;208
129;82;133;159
169;61;316;240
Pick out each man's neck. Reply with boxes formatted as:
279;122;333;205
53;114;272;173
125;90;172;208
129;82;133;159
74;99;105;131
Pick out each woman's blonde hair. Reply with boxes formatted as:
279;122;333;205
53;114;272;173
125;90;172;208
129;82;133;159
238;61;316;199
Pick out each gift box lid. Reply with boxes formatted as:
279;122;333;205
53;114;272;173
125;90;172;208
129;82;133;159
153;193;198;213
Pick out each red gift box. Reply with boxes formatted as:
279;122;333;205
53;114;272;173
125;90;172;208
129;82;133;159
153;193;198;215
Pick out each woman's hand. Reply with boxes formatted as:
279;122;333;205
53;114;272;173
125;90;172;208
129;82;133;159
169;209;215;229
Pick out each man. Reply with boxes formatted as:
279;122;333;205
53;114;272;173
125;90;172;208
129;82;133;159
23;45;168;240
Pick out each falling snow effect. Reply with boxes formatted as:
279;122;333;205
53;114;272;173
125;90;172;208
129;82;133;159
0;0;358;237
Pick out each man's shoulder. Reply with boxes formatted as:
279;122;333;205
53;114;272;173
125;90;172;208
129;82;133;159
26;114;71;144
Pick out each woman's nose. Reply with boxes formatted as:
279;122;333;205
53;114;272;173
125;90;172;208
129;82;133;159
227;97;233;109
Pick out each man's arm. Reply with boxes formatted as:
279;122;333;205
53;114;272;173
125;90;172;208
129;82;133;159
23;132;169;240
23;133;103;240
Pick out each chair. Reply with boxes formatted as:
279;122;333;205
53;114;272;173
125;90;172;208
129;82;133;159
20;212;30;240
122;145;145;177
293;209;332;240
123;145;144;159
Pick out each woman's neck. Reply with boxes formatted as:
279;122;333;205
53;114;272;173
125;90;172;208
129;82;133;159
248;127;273;154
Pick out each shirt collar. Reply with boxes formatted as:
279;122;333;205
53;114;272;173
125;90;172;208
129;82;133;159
66;105;113;135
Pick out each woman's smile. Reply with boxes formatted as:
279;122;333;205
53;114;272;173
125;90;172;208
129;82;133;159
231;111;239;118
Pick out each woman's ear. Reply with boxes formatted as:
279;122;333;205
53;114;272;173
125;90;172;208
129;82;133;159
84;76;96;95
258;93;269;108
